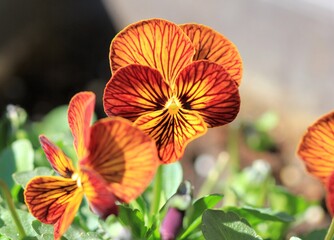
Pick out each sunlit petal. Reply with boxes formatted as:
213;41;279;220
39;135;75;178
110;18;195;86
176;60;240;128
80;117;159;202
327;171;334;216
134;109;207;164
180;23;243;85
68;91;95;159
297;111;334;184
80;168;118;219
24;176;83;239
104;64;171;121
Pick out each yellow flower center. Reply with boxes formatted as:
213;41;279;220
71;172;82;188
166;96;181;115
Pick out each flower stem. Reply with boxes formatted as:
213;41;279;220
150;165;162;216
0;180;26;239
227;123;240;172
325;217;334;240
197;152;229;197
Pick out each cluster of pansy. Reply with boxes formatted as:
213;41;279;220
298;111;334;214
24;18;242;239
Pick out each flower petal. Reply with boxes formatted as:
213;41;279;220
135;109;207;164
80;168;118;219
24;176;83;239
110;18;195;86
104;64;171;121
176;60;240;128
180;24;243;85
80;117;159;202
39;135;75;178
68;91;95;159
297;111;334;184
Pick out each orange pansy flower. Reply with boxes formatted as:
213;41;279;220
24;91;158;239
297;111;334;214
103;18;242;164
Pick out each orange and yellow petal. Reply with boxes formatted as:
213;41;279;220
80;168;118;219
68;91;95;159
297;111;334;184
104;64;171;122
176;60;240;128
80;117;159;202
180;23;243;86
39;135;75;178
24;176;83;239
134;109;207;164
110;18;195;86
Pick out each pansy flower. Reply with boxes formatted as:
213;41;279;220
24;91;158;239
297;111;334;214
103;18;242;164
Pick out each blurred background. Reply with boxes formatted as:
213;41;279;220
1;0;334;234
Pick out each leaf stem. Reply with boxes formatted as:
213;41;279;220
150;165;162;216
325;217;334;240
0;179;26;239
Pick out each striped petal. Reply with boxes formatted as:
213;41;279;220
135;109;207;164
176;60;240;128
104;64;171;121
180;23;243;85
39;135;75;178
80;168;118;219
110;18;195;86
297;111;334;184
24;176;83;239
80;117;158;202
68;91;95;159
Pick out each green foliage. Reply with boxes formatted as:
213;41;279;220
302;229;327;240
118;205;147;239
241;111;279;152
201;210;262;240
0;140;34;189
180;194;224;239
160;162;183;202
0;105;327;240
226;206;294;225
0;206;36;239
13;167;53;188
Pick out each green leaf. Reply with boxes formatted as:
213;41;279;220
269;186;312;216
201;210;262;240
129;195;148;216
0;139;34;189
12;167;53;188
99;215;131;240
180;194;223;239
0;148;15;189
189;194;224;223
226;206;294;225
302;228;327;240
62;227;101;240
0;207;36;239
118;205;147;238
33;105;69;136
11;139;34;172
161;162;183;202
31;220;56;240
